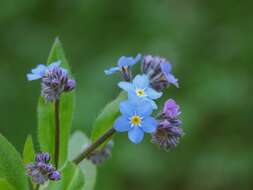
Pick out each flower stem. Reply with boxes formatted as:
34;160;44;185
73;128;116;164
54;99;60;169
34;184;40;190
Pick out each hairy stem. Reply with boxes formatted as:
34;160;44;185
73;128;116;164
34;184;40;190
54;99;60;169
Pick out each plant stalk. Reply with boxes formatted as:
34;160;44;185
73;128;116;164
34;184;40;190
54;99;60;169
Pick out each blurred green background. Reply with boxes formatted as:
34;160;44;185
0;0;252;189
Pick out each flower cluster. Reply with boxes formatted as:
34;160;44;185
151;99;184;150
26;152;60;185
142;55;179;91
27;61;76;102
106;54;183;146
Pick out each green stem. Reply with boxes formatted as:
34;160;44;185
73;128;116;165
34;184;40;190
54;99;60;169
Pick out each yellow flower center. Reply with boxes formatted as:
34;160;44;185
135;88;145;97
130;115;142;127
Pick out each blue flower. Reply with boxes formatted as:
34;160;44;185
27;61;61;81
114;99;157;144
118;74;162;109
104;54;141;81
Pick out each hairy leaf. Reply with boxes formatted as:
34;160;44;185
0;134;28;190
91;92;127;148
23;135;35;165
0;178;16;190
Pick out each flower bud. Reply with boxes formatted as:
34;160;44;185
49;171;61;181
87;141;113;165
35;152;51;163
142;55;178;91
64;79;76;92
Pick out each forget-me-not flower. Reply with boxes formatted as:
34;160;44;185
104;54;141;81
114;99;157;144
118;74;162;109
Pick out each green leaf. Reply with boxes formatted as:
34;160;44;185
0;178;16;190
48;162;84;190
91;91;127;148
0;134;28;190
22;135;35;165
68;131;96;190
38;38;75;167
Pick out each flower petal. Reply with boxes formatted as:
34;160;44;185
160;62;172;73
118;82;134;92
27;64;47;81
134;99;154;116
128;127;144;144
104;67;120;75
142;116;157;133
145;99;158;110
114;116;131;132
165;73;179;88
118;56;132;67
118;54;141;67
119;100;135;116
48;60;61;69
27;74;42;81
133;54;142;65
145;88;163;99
133;74;149;89
160;63;179;88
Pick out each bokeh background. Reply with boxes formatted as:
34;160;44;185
0;0;252;190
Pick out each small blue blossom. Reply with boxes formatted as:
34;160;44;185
104;54;141;81
27;61;61;81
114;99;157;144
118;74;162;109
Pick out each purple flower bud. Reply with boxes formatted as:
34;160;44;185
163;99;181;118
26;152;61;185
151;120;184;151
152;98;184;151
87;141;113;165
142;55;178;91
64;79;76;92
49;171;61;181
41;66;69;102
35;152;50;163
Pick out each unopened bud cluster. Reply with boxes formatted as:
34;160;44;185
26;152;60;185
